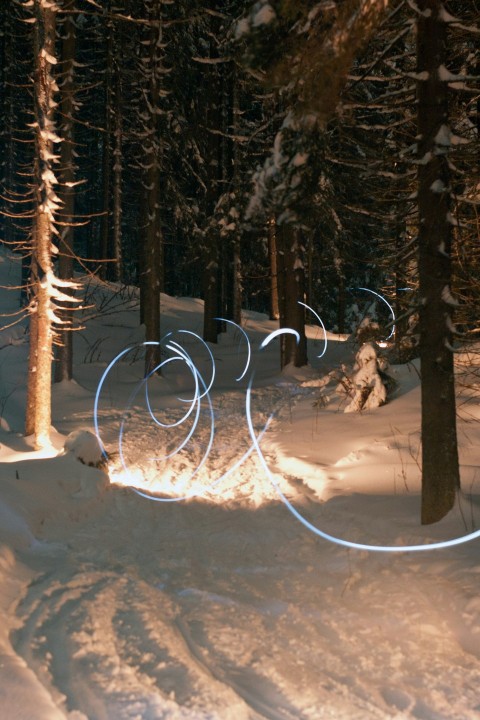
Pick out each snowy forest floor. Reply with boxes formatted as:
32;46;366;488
1;254;480;719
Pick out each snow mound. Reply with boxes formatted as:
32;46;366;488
64;430;105;468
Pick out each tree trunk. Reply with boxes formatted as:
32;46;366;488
268;217;280;321
143;157;162;376
112;42;123;283
232;236;242;325
27;0;58;447
141;0;164;376
25;254;38;436
202;23;223;344
203;239;219;343
336;263;346;335
277;224;308;368
54;1;76;383
100;9;112;281
417;0;459;524
276;225;287;363
1;6;15;250
394;229;411;363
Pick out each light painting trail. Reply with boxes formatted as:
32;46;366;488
350;287;396;341
247;329;480;552
214;317;251;381
298;301;328;358
94;323;263;503
94;310;480;553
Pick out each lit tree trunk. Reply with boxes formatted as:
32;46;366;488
25;253;38;436
27;0;59;448
417;0;459;524
55;0;76;383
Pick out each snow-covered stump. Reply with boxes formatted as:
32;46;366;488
345;343;389;413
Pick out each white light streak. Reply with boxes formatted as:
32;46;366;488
354;287;396;341
298;301;328;358
94;322;480;553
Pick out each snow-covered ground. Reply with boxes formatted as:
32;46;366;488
1;252;480;720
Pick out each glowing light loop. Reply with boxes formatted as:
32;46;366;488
94;321;480;553
95;339;217;502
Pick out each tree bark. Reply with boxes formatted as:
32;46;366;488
277;224;308;368
417;0;459;524
268;217;280;321
54;1;76;383
112;39;123;283
202;17;223;344
232;235;242;325
394;229;411;363
100;2;112;281
25;254;38;436
27;0;58;447
141;0;164;376
203;240;219;343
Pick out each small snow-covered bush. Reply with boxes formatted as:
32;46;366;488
64;430;107;469
344;343;393;413
300;342;395;412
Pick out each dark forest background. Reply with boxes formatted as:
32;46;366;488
1;1;477;340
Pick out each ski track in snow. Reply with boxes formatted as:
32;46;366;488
8;380;480;720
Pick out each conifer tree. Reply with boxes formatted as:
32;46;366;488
416;0;460;524
27;0;79;448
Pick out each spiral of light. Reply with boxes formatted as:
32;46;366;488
94;322;480;552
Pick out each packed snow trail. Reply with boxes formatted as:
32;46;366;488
11;487;480;720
